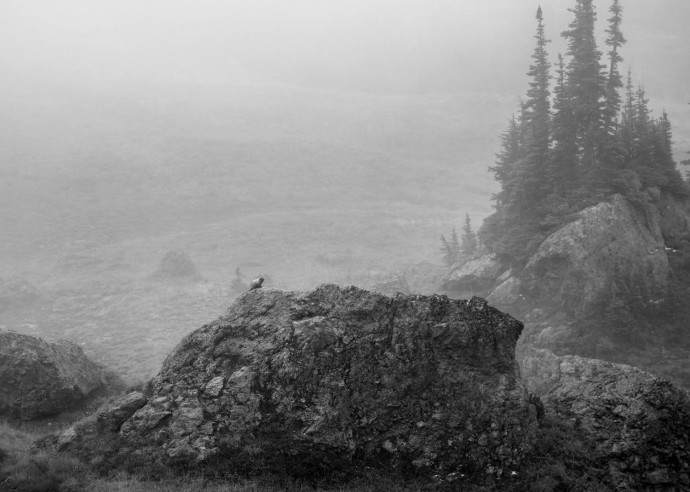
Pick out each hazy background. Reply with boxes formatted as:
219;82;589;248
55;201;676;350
1;0;689;380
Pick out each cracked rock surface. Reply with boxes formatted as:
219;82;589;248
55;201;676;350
523;347;690;490
55;285;538;478
0;330;117;420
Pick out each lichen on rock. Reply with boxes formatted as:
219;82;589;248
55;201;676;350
0;331;120;420
54;285;538;481
522;348;690;490
519;194;668;318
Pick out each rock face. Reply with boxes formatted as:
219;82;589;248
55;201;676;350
523;348;690;490
0;331;117;420
520;194;668;318
149;250;202;281
57;285;538;480
443;254;504;297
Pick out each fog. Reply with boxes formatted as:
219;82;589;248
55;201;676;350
3;0;689;96
1;0;690;380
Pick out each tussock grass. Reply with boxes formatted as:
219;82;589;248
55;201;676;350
0;414;619;491
0;419;428;491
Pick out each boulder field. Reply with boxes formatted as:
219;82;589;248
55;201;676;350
43;285;690;488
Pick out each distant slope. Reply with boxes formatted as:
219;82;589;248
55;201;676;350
0;70;509;273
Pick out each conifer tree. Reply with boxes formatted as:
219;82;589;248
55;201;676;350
634;86;653;162
598;0;627;184
620;68;637;159
461;214;477;256
517;6;552;209
603;0;625;137
562;0;607;173
440;229;461;267
489;117;522;210
548;54;578;195
652;110;688;195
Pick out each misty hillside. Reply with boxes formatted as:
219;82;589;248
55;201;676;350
0;70;512;381
1;0;689;385
3;1;690;490
0;69;509;274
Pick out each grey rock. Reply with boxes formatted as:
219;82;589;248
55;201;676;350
443;254;504;295
96;391;148;432
62;285;538;478
521;194;668;318
0;331;118;420
149;250;202;281
487;276;522;306
522;348;690;489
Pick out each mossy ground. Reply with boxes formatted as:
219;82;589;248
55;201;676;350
0;413;614;492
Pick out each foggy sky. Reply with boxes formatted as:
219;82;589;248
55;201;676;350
2;0;689;99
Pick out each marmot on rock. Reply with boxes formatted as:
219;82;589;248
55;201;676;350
249;277;264;290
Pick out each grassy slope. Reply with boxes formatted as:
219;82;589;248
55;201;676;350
0;72;510;382
1;70;688;384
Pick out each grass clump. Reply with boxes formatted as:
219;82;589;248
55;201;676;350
0;450;90;491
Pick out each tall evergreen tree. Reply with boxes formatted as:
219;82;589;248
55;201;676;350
548;53;578;195
517;6;552;208
461;213;477;256
603;0;626;137
620;68;637;159
561;0;607;174
652;110;688;195
440;229;461;267
598;0;627;186
489;116;523;210
634;86;653;162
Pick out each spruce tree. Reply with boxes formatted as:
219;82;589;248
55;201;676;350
461;214;477;256
603;0;626;137
489;117;523;210
634;86;653;163
653;110;688;195
561;0;607;174
440;230;461;267
599;0;627;185
620;68;637;159
517;6;552;209
549;53;578;196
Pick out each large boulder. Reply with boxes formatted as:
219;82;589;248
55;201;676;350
522;348;690;490
519;194;668;318
149;250;202;281
443;254;504;297
54;285;538;481
0;331;120;420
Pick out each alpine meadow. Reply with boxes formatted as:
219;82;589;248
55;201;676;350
1;1;690;490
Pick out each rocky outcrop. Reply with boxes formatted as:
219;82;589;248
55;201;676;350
487;276;522;307
149;250;202;281
519;195;668;318
522;348;690;490
656;189;690;245
95;391;148;433
443;254;504;297
0;331;121;420
53;285;538;481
